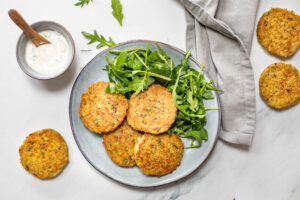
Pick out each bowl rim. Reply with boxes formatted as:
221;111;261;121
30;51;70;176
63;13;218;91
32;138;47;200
69;39;221;188
16;20;75;80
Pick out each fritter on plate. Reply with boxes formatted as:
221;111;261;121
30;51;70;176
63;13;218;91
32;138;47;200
259;63;300;109
79;81;128;134
127;84;177;134
134;133;184;177
257;8;300;57
19;129;68;179
103;120;141;167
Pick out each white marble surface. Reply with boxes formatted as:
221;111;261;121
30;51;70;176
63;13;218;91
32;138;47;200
0;0;299;199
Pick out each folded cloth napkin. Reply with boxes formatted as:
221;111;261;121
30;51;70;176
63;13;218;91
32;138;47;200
180;0;258;145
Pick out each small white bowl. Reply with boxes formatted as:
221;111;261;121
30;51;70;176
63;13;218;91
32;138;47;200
16;21;75;79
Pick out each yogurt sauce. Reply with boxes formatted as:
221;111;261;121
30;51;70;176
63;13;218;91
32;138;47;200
25;30;70;75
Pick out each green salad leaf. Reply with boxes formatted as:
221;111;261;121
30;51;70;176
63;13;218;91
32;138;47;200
82;30;116;49
103;43;222;148
111;0;124;26
74;0;93;7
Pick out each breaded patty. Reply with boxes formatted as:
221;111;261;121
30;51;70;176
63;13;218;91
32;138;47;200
134;133;183;177
257;8;300;57
19;129;68;179
79;81;128;134
103;120;141;167
127;84;177;134
259;63;300;109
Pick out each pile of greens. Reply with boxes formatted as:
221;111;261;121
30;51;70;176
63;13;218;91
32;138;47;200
104;43;221;148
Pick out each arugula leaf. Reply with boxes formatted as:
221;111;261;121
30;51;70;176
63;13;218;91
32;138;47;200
203;90;214;99
128;52;143;70
74;0;93;7
115;52;128;70
149;63;171;83
82;30;115;49
103;65;115;83
111;0;124;26
129;75;155;94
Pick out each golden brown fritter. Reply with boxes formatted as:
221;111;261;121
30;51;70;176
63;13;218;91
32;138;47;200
79;81;128;134
259;63;300;109
127;84;177;134
134;133;184;177
19;129;68;179
257;8;300;57
103;120;141;167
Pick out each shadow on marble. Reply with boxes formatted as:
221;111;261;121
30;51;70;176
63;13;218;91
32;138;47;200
88;139;252;200
113;139;252;193
220;139;250;151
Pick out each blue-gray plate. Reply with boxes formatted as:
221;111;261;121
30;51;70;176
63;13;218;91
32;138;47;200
69;40;220;187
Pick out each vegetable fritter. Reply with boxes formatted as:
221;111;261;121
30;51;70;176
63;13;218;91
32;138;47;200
79;81;128;134
103;120;141;167
127;84;177;134
134;133;184;177
259;63;300;109
19;129;68;179
257;8;300;57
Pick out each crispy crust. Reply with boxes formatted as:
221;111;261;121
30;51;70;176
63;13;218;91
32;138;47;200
127;84;177;134
259;63;300;109
19;129;68;179
79;81;128;134
134;133;184;177
103;121;141;167
257;8;300;57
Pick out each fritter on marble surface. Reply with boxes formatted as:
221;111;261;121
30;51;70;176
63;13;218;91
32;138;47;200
257;8;300;57
19;129;68;179
259;63;300;109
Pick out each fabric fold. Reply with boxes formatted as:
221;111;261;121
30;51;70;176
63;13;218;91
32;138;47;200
180;0;258;145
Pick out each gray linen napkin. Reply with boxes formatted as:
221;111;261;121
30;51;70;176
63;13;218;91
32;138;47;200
180;0;258;145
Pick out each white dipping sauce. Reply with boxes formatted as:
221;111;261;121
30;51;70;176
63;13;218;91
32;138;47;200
25;30;70;75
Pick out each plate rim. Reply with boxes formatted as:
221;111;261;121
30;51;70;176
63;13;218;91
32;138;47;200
69;39;221;188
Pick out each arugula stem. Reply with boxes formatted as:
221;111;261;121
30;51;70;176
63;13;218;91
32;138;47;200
139;72;148;92
132;71;171;81
181;74;198;79
196;62;204;82
134;53;149;70
154;43;173;80
205;108;220;111
145;43;149;65
109;48;146;55
185;144;201;149
206;80;223;92
198;63;204;76
163;61;173;87
182;49;192;67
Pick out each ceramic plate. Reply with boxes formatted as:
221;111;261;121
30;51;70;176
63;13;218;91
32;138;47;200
69;40;221;187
